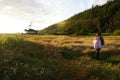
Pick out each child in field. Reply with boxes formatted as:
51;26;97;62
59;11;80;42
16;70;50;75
93;32;104;60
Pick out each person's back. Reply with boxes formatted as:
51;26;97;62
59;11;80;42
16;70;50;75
93;36;102;49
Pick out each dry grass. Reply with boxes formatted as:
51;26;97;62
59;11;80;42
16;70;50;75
0;34;120;80
22;35;120;52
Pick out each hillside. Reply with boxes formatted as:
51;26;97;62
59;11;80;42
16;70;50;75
39;0;120;35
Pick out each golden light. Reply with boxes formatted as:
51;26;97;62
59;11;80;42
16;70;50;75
57;21;67;27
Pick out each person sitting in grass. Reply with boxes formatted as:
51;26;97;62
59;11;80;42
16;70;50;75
93;32;104;60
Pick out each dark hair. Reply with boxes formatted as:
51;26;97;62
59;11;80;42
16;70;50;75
96;32;105;45
96;32;104;45
96;32;101;36
100;36;104;45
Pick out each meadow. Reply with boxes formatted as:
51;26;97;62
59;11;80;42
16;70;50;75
0;34;120;80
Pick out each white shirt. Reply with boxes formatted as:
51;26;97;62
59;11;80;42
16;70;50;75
93;37;104;49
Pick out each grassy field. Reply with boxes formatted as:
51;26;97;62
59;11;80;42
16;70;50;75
0;34;120;80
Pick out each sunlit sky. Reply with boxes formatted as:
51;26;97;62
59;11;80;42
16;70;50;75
0;0;109;33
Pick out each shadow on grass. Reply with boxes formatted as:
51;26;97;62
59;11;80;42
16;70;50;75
0;40;60;80
58;47;81;60
25;41;83;60
87;49;120;65
100;49;120;65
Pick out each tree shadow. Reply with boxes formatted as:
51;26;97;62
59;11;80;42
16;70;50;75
100;49;120;64
58;47;82;60
13;39;120;65
20;40;61;59
87;49;120;65
0;39;62;80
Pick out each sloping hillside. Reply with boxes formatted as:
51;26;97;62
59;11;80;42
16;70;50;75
39;0;120;35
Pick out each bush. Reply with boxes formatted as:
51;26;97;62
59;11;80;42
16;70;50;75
112;30;120;35
0;35;25;50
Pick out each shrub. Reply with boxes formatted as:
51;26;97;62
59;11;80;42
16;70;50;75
112;30;120;35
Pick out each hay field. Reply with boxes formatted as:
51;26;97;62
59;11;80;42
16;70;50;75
0;34;120;80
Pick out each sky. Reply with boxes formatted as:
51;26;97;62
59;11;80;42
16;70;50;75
0;0;109;33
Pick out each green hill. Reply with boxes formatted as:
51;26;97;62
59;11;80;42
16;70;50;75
39;0;120;35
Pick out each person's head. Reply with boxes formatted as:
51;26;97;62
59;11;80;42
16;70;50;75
96;32;101;37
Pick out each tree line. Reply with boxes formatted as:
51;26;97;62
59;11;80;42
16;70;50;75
39;0;120;35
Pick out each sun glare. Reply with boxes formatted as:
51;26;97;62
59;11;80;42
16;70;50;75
0;15;27;33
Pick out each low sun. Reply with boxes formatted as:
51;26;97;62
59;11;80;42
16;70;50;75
0;15;27;33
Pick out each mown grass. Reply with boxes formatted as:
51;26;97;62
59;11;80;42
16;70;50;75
0;34;120;80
